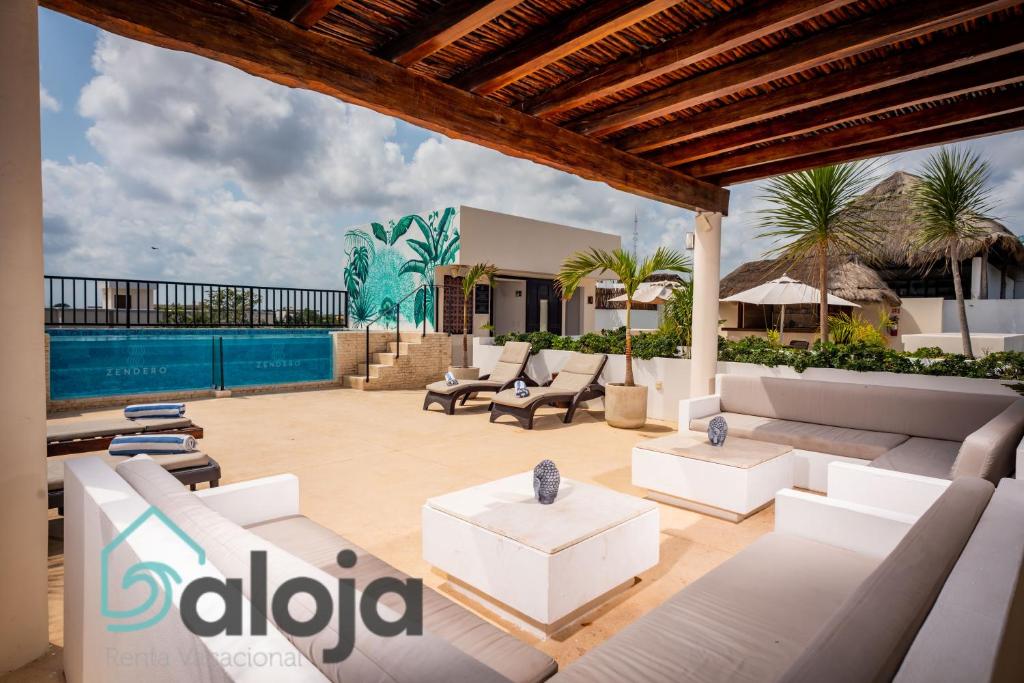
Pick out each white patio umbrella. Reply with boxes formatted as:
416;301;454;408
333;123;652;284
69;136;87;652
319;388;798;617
608;281;678;305
720;274;859;343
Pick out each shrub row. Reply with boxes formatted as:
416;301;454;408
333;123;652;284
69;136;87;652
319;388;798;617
492;330;1024;382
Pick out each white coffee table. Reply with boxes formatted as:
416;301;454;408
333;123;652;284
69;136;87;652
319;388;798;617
632;432;794;522
422;472;659;639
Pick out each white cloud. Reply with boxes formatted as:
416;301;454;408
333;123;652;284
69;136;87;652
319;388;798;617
39;86;60;112
42;32;1024;287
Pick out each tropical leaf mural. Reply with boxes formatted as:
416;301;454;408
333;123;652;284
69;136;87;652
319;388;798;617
342;207;460;329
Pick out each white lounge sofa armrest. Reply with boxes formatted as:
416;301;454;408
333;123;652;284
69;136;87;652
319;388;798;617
679;393;721;426
195;474;300;526
1017;435;1024;479
827;462;951;518
775;488;916;559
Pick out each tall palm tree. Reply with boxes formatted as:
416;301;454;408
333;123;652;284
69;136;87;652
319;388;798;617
558;248;690;387
756;162;880;341
912;146;994;359
457;263;498;367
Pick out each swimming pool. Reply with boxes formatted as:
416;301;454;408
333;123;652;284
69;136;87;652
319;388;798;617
48;328;338;399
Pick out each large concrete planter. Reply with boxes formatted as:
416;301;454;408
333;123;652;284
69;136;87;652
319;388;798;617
605;383;648;429
448;366;480;380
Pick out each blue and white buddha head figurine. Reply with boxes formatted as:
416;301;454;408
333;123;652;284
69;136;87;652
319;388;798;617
707;415;728;447
533;459;560;505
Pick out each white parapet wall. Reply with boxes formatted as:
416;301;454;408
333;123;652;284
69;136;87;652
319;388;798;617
474;339;1018;423
902;332;1024;355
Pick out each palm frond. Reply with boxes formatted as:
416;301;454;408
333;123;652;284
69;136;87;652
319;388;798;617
912;145;995;256
757;161;883;266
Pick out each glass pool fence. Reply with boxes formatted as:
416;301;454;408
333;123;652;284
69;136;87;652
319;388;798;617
48;329;337;400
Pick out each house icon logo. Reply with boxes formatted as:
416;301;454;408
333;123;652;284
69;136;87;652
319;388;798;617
100;506;205;633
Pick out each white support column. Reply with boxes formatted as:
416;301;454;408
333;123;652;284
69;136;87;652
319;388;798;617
0;0;49;672
689;211;722;398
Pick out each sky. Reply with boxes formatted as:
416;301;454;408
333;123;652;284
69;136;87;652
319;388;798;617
38;8;1024;290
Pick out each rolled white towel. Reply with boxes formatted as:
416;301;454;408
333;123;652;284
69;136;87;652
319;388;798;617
124;403;186;419
109;433;197;456
444;371;459;386
514;380;529;398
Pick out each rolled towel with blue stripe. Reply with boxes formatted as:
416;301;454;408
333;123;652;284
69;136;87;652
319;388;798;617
109;433;197;456
124;403;186;419
444;371;459;386
514;379;529;398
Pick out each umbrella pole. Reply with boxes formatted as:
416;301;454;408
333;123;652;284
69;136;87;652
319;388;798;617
779;303;785;346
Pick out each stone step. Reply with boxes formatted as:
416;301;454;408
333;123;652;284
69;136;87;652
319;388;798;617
371;352;396;365
387;341;416;355
356;363;389;378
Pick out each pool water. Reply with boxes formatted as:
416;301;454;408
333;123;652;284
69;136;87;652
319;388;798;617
48;328;337;399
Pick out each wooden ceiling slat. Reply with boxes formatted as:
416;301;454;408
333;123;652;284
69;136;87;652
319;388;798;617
617;14;1024;153
572;0;1020;137
41;0;729;213
274;0;338;29
376;0;522;67
681;87;1024;178
525;0;854;117
450;0;679;95
709;109;1024;186
649;53;1024;167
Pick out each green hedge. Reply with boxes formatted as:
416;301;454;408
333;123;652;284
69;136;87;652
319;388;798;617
492;330;1024;381
493;327;679;360
717;336;1024;381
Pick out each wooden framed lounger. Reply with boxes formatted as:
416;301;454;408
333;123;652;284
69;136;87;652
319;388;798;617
47;451;221;514
47;417;204;456
423;341;535;415
489;353;608;430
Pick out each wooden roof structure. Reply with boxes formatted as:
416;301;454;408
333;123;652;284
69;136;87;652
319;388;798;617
43;0;1024;215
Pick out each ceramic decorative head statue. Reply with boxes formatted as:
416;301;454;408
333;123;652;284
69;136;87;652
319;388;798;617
533;459;561;504
708;415;728;447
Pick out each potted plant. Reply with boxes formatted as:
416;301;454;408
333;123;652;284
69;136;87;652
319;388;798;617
449;262;498;380
557;247;690;428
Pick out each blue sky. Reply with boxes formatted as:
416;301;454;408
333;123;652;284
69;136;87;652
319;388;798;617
38;8;1024;289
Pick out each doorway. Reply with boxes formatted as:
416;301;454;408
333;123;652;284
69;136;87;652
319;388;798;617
526;278;562;335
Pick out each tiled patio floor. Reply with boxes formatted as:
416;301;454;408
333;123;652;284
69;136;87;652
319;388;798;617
21;387;773;679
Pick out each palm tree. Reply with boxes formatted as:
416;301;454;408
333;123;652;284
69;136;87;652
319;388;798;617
457;263;498;367
756;162;880;342
557;248;690;387
912;146;994;359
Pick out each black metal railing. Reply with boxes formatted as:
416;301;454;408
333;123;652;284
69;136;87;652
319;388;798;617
44;275;348;328
362;284;439;382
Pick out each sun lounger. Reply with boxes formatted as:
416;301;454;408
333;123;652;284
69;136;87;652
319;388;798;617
47;449;220;514
489;352;607;429
46;415;204;456
423;341;536;414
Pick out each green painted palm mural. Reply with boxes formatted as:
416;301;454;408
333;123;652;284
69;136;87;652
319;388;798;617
343;207;460;329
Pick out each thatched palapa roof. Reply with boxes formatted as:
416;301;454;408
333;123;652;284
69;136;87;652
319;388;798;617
851;171;1024;269
720;256;901;306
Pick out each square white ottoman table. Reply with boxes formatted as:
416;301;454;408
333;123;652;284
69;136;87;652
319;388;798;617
422;472;659;639
632;432;794;522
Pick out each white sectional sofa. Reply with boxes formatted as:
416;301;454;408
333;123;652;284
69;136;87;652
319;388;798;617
680;374;1024;493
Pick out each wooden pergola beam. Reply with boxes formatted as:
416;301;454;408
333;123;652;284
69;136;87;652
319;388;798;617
649;52;1024;168
273;0;338;29
41;0;729;213
451;0;678;95
376;0;521;67
524;0;854;117
572;0;1019;137
708;109;1024;186
617;14;1024;153
680;87;1024;178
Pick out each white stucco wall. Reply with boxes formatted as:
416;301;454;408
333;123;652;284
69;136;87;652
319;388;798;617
594;308;660;331
457;206;621;274
941;298;1024;334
